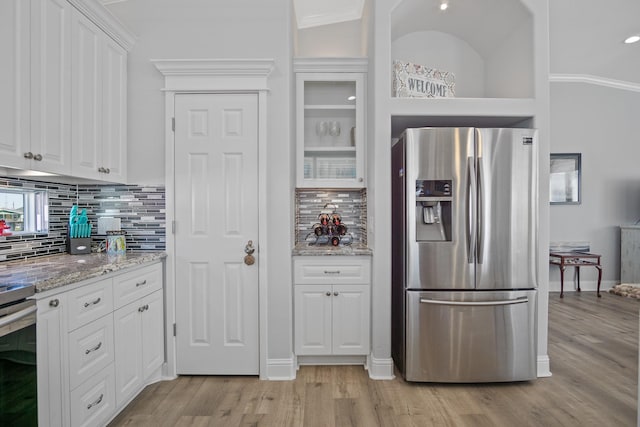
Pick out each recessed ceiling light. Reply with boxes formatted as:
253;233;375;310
440;2;449;11
624;35;640;44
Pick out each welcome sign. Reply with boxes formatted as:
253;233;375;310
393;60;455;98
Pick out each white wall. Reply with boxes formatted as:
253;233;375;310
106;0;295;365
549;0;640;291
549;82;640;289
391;31;485;98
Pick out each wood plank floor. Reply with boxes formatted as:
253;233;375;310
109;292;639;427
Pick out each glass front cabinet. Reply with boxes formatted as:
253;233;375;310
294;58;367;188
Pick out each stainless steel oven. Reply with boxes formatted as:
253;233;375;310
0;283;37;426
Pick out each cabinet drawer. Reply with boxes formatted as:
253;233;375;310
66;278;114;332
294;257;371;284
113;263;163;309
68;314;114;390
69;363;115;427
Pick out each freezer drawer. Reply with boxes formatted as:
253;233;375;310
405;290;536;382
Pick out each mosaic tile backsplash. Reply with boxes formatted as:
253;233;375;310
295;188;367;246
0;177;165;261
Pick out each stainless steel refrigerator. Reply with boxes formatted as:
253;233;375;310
391;127;538;382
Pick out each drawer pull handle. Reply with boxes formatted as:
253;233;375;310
85;342;102;355
84;297;101;308
136;280;147;287
138;304;149;313
87;393;104;410
49;299;60;308
324;270;341;275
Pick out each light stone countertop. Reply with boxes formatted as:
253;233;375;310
292;243;372;256
0;252;166;293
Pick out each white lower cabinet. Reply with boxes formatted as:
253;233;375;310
36;262;164;427
37;294;67;427
114;289;164;407
295;284;370;355
294;256;371;358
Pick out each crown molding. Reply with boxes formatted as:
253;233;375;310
151;59;275;91
68;0;136;50
549;73;640;93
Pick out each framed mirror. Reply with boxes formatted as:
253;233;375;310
550;153;581;205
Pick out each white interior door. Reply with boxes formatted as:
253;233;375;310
174;93;259;375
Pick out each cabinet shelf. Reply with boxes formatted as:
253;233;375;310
304;105;356;110
389;97;537;137
304;146;356;153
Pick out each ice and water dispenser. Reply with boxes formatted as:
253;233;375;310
415;180;452;242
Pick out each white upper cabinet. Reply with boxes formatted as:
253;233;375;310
71;9;127;183
0;0;30;169
0;0;131;182
295;58;367;188
0;0;72;174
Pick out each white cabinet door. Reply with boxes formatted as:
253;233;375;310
113;299;142;407
101;36;127;183
71;9;127;183
0;0;30;168
294;59;367;188
37;295;67;427
294;285;332;355
141;290;164;379
71;8;101;181
30;0;71;175
331;284;370;355
114;289;164;407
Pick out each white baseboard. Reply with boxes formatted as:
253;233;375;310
263;357;296;380
366;354;395;380
537;355;552;377
548;279;617;293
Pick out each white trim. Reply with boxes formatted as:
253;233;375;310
67;0;136;50
366;354;395;380
537;355;551;377
152;59;275;92
293;57;368;73
548;279;616;294
153;58;274;380
265;358;297;381
549;73;640;93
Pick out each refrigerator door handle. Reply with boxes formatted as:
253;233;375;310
477;158;484;264
419;297;529;307
466;157;476;264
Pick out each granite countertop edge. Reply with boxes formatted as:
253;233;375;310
0;252;167;293
292;244;373;256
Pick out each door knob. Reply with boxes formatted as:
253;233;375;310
244;240;256;265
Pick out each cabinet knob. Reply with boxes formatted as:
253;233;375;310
98;167;105;173
105;168;110;174
24;152;34;159
333;291;339;296
326;291;331;296
33;153;43;161
358;177;363;182
49;299;60;307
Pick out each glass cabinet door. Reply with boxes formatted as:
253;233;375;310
296;72;365;187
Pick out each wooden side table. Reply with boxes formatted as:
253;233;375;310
549;252;602;298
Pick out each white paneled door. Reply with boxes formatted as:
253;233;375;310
174;93;259;375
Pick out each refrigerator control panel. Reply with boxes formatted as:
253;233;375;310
416;180;451;197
